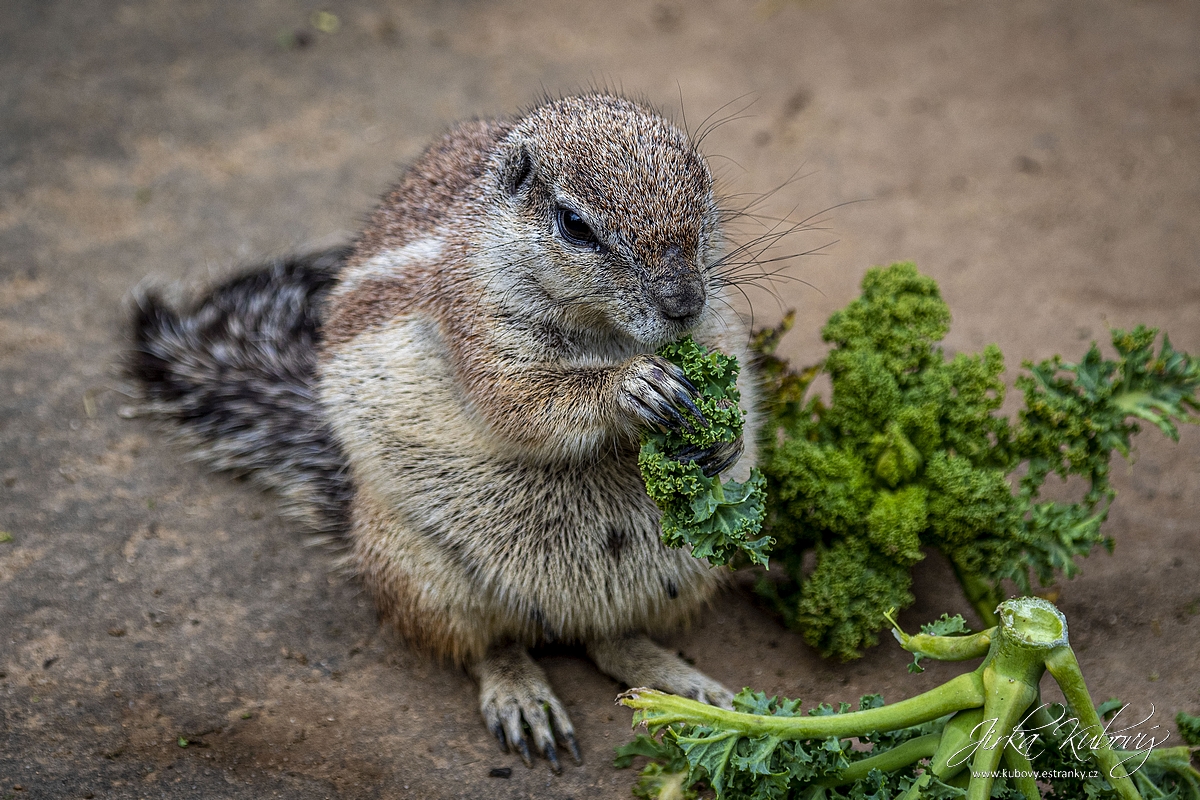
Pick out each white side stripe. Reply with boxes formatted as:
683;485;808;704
333;238;445;296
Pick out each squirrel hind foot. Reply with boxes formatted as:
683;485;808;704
471;643;581;773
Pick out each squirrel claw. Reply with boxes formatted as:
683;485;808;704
564;731;582;764
676;437;745;477
674;390;708;429
544;741;562;774
628;395;678;434
513;734;534;769
700;437;744;477
488;719;507;751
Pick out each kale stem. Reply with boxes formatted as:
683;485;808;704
950;559;1002;628
1001;738;1042;800
929;708;985;781
620;598;1182;799
822;733;940;787
962;597;1066;800
896;772;932;800
623;671;985;740
892;623;994;663
1044;646;1144;800
965;670;1039;800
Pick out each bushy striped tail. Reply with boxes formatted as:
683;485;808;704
127;248;353;536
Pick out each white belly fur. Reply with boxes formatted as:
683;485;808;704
319;315;730;660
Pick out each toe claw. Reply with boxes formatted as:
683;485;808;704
516;737;533;768
620;355;709;435
676;392;708;428
702;452;736;478
631;395;671;432
661;401;693;433
700;437;744;477
669;365;698;396
489;722;507;751
475;645;581;772
676;437;744;477
543;741;561;774
565;732;582;764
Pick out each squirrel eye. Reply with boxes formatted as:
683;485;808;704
556;207;600;248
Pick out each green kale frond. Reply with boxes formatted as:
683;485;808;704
618;608;1200;799
784;538;915;661
615;734;699;800
619;694;1200;800
754;262;1199;659
1178;710;1200;747
639;336;771;567
919;613;969;637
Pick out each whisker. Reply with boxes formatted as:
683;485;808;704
689;94;758;149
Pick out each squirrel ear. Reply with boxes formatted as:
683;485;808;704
499;143;534;198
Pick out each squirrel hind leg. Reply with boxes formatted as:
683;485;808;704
470;643;581;773
587;634;734;709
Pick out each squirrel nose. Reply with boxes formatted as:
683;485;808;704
653;285;706;320
648;245;705;321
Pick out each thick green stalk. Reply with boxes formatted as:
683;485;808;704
896;773;932;800
1001;738;1042;800
959;598;1064;800
1045;646;1143;800
951;559;1002;628
1025;700;1059;732
823;733;940;787
966;669;1039;800
893;625;994;663
929;708;985;781
621;598;1169;800
624;671;985;740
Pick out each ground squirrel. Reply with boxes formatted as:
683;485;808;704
128;93;761;772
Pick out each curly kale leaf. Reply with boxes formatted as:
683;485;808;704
919;613;969;637
653;690;858;799
1178;710;1200;747
790;539;915;661
639;337;771;567
615;734;699;800
755;262;1199;659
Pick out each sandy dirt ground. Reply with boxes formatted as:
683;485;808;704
2;1;1198;798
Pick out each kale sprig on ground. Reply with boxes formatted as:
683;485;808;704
754;262;1199;660
639;337;771;567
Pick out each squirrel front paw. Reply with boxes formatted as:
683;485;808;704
618;355;745;477
617;354;708;434
471;644;581;773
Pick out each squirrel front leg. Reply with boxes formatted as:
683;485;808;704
456;347;709;459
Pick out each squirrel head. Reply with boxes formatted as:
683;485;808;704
483;94;723;348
